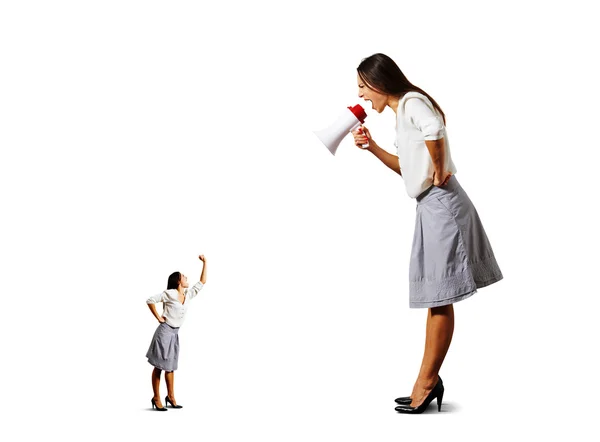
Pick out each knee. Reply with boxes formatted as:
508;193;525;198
430;304;453;315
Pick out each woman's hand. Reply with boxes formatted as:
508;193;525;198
158;316;166;323
433;171;452;187
198;255;206;262
351;126;373;149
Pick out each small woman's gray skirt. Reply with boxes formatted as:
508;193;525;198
409;175;503;308
146;322;180;371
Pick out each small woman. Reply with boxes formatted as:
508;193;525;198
146;254;207;411
352;53;503;414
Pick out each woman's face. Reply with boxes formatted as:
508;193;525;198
357;74;388;113
179;274;189;289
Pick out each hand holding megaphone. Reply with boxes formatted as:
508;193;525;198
352;126;371;150
314;104;369;155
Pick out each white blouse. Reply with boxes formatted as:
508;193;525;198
146;282;204;328
394;92;457;198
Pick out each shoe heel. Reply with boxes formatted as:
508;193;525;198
437;390;444;412
151;397;167;411
165;395;182;409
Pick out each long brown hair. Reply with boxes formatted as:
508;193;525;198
357;53;446;124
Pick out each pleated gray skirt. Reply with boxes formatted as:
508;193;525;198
146;322;180;371
409;175;503;308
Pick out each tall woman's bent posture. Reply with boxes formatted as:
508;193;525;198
352;54;503;414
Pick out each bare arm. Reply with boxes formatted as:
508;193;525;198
406;97;450;186
199;255;207;284
425;138;451;186
147;303;165;323
366;142;401;175
352;127;401;176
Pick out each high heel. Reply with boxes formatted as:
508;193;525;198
395;378;444;414
165;395;183;409
394;376;443;406
151;397;167;411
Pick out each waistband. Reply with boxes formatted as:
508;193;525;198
416;175;459;204
160;321;180;330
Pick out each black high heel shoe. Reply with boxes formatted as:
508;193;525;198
394;396;412;405
394;376;443;405
395;378;444;414
165;396;183;409
151;398;167;411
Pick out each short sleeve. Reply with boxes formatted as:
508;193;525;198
404;97;444;140
147;291;168;304
184;282;204;301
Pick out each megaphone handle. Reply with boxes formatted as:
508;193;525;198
355;124;370;149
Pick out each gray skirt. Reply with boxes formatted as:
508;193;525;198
409;175;503;308
146;322;180;371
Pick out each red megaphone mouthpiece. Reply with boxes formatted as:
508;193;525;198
348;104;367;123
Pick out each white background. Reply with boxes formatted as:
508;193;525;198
1;0;598;440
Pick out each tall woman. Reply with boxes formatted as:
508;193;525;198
146;255;207;410
352;54;502;414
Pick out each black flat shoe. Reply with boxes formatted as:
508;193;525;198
165;396;183;409
395;378;444;414
394;376;443;405
151;398;167;411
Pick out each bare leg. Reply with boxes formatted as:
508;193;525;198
410;304;454;407
152;367;164;408
165;371;178;406
410;308;433;399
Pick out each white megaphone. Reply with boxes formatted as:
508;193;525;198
314;104;368;155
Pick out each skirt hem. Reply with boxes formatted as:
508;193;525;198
409;271;503;309
147;358;178;372
409;289;477;308
475;272;504;289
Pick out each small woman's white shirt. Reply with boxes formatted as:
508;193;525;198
146;282;204;328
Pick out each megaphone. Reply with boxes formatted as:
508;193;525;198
314;104;368;155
